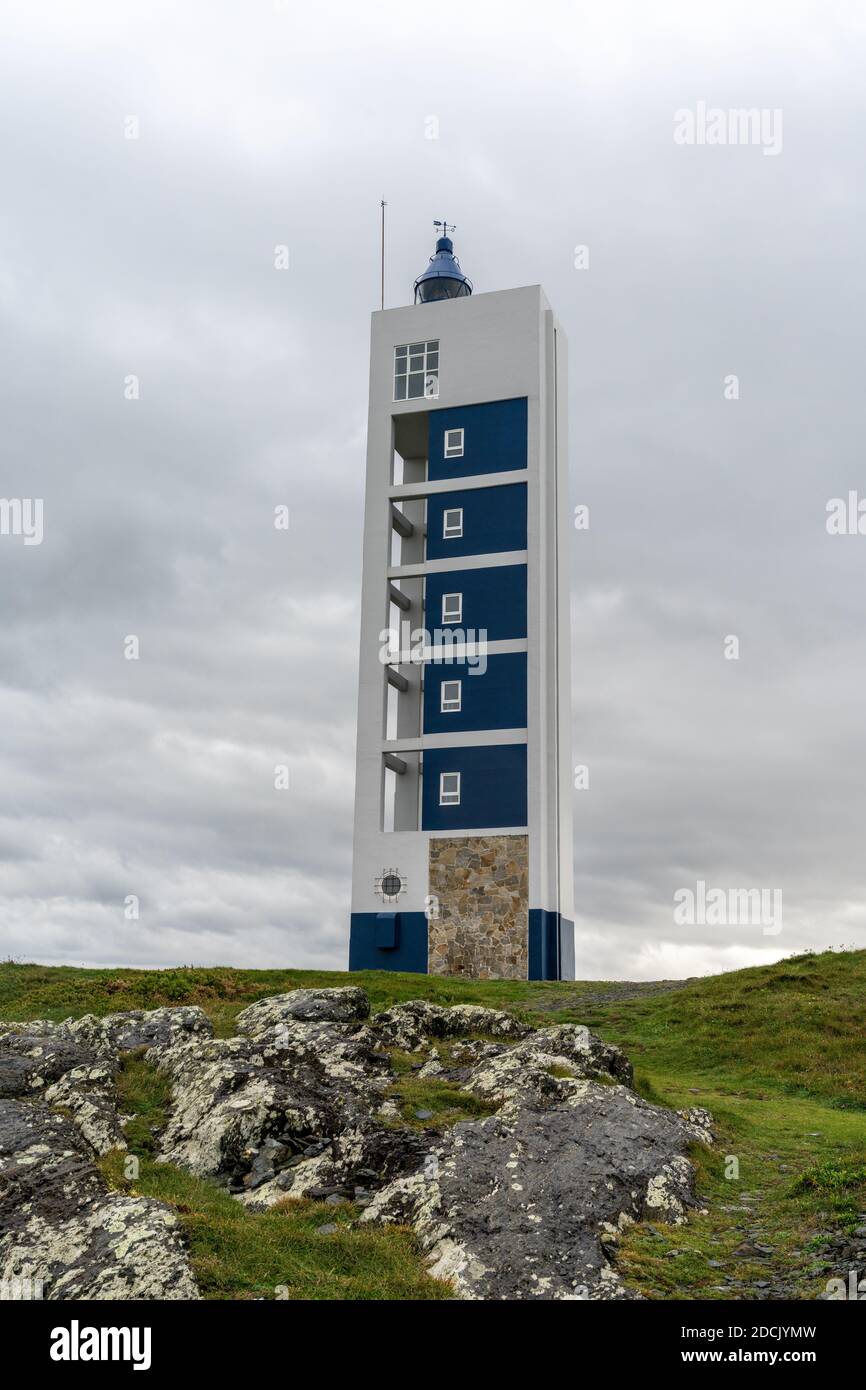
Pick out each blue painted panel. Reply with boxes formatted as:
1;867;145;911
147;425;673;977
349;912;428;973
425;564;526;643
426;483;527;561
528;911;574;981
422;653;527;734
421;744;527;831
428;398;527;481
374;912;398;949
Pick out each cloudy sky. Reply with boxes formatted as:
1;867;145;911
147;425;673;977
1;0;865;979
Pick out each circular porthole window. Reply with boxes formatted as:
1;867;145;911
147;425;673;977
375;869;405;903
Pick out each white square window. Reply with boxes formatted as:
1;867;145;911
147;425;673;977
441;592;462;624
394;340;439;401
440;680;462;712
439;771;461;806
443;507;463;539
444;428;464;458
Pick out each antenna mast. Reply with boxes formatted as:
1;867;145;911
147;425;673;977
380;200;387;310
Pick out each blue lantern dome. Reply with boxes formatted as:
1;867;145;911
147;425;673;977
413;226;473;304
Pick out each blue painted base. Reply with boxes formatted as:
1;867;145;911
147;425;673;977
348;912;429;973
349;910;574;980
528;911;574;981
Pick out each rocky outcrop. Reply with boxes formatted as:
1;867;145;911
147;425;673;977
361;1085;712;1300
0;988;713;1301
462;1022;634;1100
0;1005;211;1157
0;1099;198;1300
66;1005;213;1055
150;1016;393;1180
0;1028;98;1099
44;1062;126;1156
373;1000;531;1052
0;1003;211;1299
148;995;545;1203
235;987;370;1035
357;1020;707;1299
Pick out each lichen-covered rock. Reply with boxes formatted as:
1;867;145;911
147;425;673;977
0;1030;99;1098
3;1195;199;1300
66;1006;213;1055
0;1098;103;1224
44;1063;126;1156
151;1020;392;1183
0;1020;65;1037
239;1125;430;1210
373;1000;531;1052
235;988;370;1037
0;993;712;1302
0;1099;198;1300
463;1023;633;1103
0;1007;213;1097
361;1081;712;1300
677;1106;714;1146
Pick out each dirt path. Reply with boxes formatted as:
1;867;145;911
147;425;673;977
529;978;696;1013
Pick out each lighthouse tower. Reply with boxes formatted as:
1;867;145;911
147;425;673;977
348;227;574;980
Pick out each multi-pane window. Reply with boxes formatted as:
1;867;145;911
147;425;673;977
440;679;462;712
439;771;461;805
444;428;464;458
442;507;463;538
394;340;439;401
441;592;462;624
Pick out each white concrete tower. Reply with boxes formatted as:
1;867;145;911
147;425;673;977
348;229;573;979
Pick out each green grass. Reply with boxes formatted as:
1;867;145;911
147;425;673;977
608;1076;866;1298
385;1048;498;1129
579;948;866;1110
580;950;866;1299
116;1049;174;1153
791;1159;866;1197
4;948;866;1300
100;1149;450;1300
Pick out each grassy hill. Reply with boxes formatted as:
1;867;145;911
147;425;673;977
2;948;865;1300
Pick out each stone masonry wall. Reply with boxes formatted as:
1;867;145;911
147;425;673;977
427;835;528;979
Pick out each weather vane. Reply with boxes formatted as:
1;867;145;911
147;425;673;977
434;219;456;238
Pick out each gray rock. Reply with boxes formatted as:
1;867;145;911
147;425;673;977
0;1006;213;1098
239;1125;430;1210
235;988;370;1037
67;1006;213;1054
463;1023;633;1103
150;1020;395;1187
0;1020;65;1037
372;1001;530;1052
361;1081;712;1300
0;1099;198;1300
44;1062;126;1157
0;1006;213;1156
677;1107;714;1146
0;1097;103;1225
0;1031;98;1098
